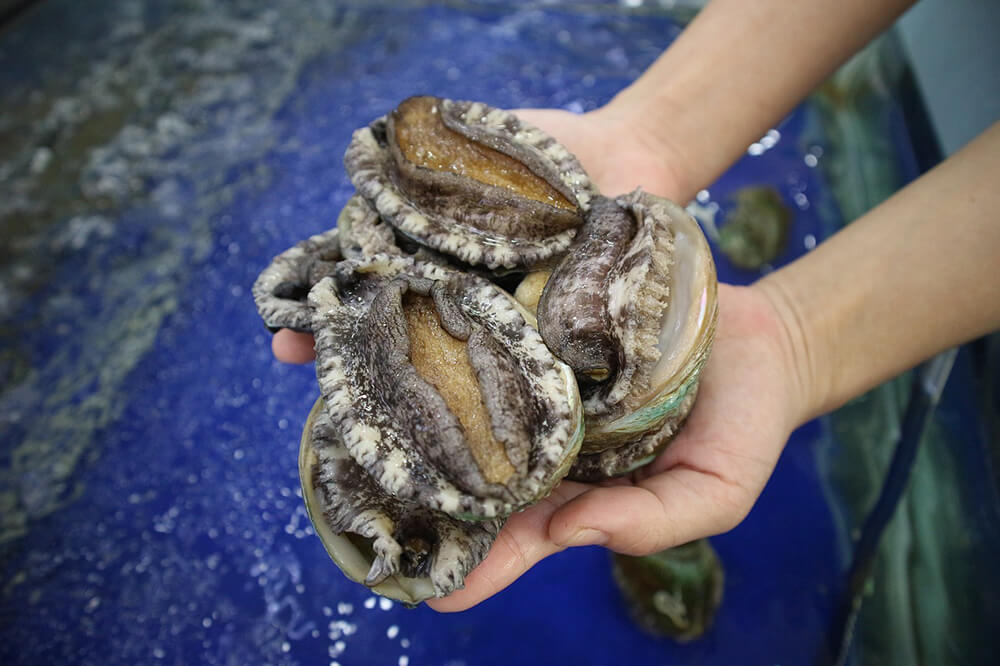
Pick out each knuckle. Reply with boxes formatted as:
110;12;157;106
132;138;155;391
496;527;531;574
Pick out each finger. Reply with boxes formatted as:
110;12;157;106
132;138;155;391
426;480;592;612
271;329;316;364
548;465;752;556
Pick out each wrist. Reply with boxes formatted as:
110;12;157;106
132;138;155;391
589;95;697;203
750;277;828;427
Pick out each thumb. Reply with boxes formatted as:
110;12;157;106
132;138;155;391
549;468;748;555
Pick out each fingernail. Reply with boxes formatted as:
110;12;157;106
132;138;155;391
563;528;607;547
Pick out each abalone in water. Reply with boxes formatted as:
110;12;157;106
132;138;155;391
717;186;790;270
253;95;718;604
612;539;724;640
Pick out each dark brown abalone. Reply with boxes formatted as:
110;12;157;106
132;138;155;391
344;96;598;270
308;255;583;519
536;190;717;479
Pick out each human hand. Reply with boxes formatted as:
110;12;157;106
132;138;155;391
428;283;805;610
270;328;316;364
512;106;694;202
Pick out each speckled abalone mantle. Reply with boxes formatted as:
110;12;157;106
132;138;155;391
253;95;717;604
308;255;582;520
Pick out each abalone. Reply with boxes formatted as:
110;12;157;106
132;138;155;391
344;96;598;270
308;255;583;520
717;186;790;270
282;253;582;602
611;539;724;640
536;190;717;478
337;193;401;261
252;226;343;333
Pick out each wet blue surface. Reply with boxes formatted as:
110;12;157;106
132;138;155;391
0;2;957;664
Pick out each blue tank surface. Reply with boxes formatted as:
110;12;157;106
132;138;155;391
1;2;995;665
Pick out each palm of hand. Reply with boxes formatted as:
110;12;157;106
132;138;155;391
271;109;799;611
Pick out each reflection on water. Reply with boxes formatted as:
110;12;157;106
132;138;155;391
0;0;354;544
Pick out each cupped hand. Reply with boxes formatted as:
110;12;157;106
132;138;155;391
428;283;804;611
